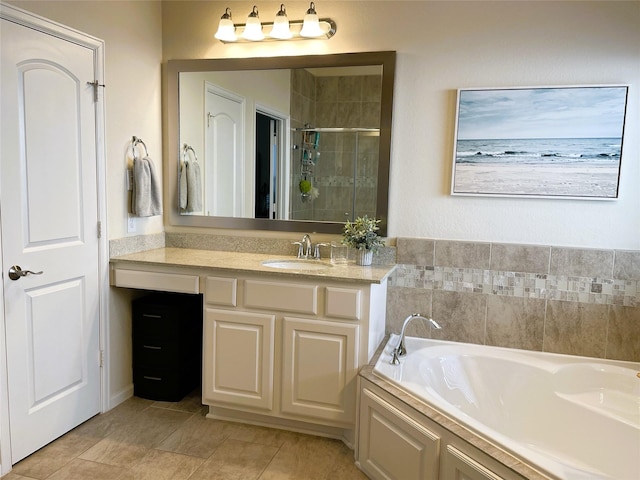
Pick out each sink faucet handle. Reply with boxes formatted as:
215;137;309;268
313;243;330;259
292;241;304;259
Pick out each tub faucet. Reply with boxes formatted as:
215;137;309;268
390;313;442;365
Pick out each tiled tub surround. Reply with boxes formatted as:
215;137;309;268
109;233;639;361
387;239;640;362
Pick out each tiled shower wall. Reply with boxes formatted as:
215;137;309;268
386;238;640;362
289;69;381;222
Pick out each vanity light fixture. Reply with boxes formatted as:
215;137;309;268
242;5;264;41
299;2;323;38
270;4;292;40
213;8;237;42
214;2;336;43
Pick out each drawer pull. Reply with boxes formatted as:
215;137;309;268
143;376;162;381
142;313;162;319
143;345;162;350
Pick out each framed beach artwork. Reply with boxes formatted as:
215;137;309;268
451;85;629;199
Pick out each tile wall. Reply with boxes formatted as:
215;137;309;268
289;69;381;222
110;233;639;362
387;238;640;362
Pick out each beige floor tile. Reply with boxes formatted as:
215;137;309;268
227;422;299;448
77;436;150;467
11;431;102;479
0;473;35;479
129;449;204;480
46;458;131;480
327;443;369;479
150;388;204;414
156;413;235;458
189;438;278;480
258;434;342;480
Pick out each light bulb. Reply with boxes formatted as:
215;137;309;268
270;4;292;39
214;8;237;42
300;2;324;38
242;5;264;41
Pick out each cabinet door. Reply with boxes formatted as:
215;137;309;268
203;308;275;410
281;317;358;424
359;386;440;480
441;446;507;480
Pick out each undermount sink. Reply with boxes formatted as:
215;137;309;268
262;259;333;271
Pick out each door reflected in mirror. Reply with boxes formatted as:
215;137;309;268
167;52;395;234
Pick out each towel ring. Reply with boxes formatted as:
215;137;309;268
182;143;198;163
131;136;149;159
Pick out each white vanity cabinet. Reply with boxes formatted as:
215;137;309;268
203;272;387;442
110;249;392;445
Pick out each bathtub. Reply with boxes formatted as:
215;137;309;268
373;335;640;480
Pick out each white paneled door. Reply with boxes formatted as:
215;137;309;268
0;17;102;463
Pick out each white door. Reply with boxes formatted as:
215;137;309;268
204;84;244;217
0;18;102;463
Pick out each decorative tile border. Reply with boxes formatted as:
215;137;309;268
390;265;638;307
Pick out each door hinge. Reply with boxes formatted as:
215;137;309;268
87;80;106;102
97;221;102;238
99;350;104;367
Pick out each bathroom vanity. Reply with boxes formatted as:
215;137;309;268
110;248;395;445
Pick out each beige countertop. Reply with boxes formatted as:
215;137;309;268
110;247;396;284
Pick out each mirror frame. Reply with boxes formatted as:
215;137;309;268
165;51;395;235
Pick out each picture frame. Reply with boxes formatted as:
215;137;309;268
450;85;629;200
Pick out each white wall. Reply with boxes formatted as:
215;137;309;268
164;1;640;250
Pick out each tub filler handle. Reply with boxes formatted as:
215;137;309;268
390;313;442;365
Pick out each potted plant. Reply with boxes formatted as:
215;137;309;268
342;215;384;266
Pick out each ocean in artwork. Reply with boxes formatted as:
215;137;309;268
452;137;622;198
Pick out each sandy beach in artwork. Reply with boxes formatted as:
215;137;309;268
453;162;620;197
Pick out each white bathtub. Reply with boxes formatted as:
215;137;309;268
373;335;640;480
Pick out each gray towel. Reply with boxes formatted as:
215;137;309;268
179;161;188;210
132;156;162;217
180;160;202;213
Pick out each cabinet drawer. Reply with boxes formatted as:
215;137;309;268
325;287;361;320
133;365;199;402
133;339;187;368
113;268;199;294
205;276;237;306
244;280;317;314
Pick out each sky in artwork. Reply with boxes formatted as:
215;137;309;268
456;86;628;140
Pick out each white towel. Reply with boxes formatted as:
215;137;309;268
132;156;162;217
186;161;202;213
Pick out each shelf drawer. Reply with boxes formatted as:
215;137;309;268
244;279;317;314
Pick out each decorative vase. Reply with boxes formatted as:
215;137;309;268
356;248;373;266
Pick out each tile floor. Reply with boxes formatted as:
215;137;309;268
2;390;368;480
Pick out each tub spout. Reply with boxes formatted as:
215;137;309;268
391;313;442;364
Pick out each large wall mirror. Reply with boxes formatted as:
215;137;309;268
166;51;395;234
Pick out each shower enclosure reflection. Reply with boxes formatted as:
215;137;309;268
291;127;379;222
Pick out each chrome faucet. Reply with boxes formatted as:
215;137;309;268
293;234;313;259
390;313;442;365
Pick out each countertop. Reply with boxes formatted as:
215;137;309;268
110;247;396;284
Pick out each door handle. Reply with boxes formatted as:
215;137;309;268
8;265;43;281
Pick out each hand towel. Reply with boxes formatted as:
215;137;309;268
132;156;162;217
179;161;188;210
185;160;202;213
